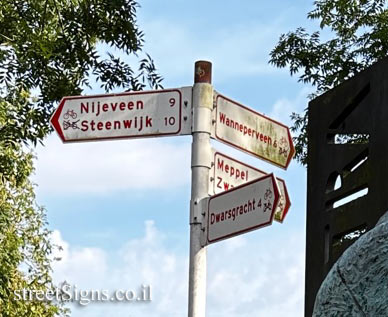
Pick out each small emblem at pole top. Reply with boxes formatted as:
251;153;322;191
196;66;205;78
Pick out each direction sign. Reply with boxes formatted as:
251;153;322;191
50;87;192;142
203;173;280;245
210;151;291;222
213;93;295;169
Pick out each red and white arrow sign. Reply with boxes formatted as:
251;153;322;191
203;173;280;245
50;87;192;143
213;93;295;169
210;151;291;223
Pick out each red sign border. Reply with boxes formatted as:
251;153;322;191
215;94;295;169
206;173;280;244
50;89;183;143
213;151;291;223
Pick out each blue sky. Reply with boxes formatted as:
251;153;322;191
33;1;317;316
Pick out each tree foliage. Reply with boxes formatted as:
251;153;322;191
0;90;68;316
270;0;388;165
0;0;163;315
1;0;163;145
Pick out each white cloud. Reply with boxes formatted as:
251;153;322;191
269;86;314;127
51;221;188;316
33;135;191;195
51;230;108;288
50;222;304;317
207;232;304;317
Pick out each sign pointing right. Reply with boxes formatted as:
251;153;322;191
210;151;291;223
213;93;295;169
203;173;280;245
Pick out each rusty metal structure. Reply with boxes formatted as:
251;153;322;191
305;57;388;316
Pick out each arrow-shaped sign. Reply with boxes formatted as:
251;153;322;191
213;93;295;169
209;151;291;223
50;87;192;143
202;173;280;245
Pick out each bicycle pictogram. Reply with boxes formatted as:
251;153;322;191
279;147;288;157
279;136;289;150
63;109;77;119
263;201;272;213
264;189;273;201
277;200;284;213
63;120;80;130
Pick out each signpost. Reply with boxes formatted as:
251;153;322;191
50;61;294;317
203;173;280;245
213;93;295;169
50;87;192;142
210;151;291;222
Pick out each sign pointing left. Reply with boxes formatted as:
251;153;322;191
50;87;192;143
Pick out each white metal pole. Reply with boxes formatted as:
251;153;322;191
188;61;213;317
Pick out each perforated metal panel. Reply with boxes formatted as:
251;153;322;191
305;57;388;316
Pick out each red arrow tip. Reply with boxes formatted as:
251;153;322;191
50;99;66;142
285;129;295;169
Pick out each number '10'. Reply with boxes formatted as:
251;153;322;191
164;116;175;126
164;97;176;126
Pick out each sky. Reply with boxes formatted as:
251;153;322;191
32;1;317;316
